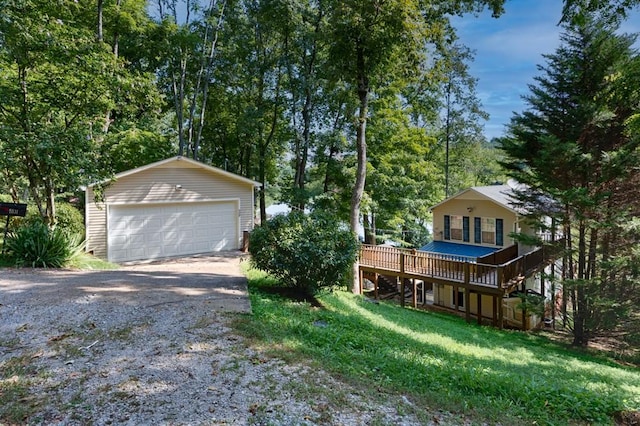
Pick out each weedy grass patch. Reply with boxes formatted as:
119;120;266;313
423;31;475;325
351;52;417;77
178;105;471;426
0;354;46;424
234;266;640;426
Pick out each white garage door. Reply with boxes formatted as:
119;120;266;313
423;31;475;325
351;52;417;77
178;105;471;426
107;202;238;262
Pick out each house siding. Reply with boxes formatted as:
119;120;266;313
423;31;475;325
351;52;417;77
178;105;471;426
432;198;517;248
86;162;256;260
434;284;500;317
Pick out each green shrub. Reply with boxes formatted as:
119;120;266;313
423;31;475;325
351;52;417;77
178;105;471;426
20;201;85;238
249;212;359;295
4;222;84;268
53;201;85;237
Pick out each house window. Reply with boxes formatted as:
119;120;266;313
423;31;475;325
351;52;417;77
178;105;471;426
450;215;463;241
479;217;504;246
482;217;496;244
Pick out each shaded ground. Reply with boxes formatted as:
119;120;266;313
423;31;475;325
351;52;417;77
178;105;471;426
0;253;430;425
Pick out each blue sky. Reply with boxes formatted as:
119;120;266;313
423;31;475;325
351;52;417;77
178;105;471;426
452;0;639;141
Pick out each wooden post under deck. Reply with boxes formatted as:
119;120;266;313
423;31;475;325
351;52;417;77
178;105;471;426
477;292;482;325
492;295;498;327
374;273;379;300
465;289;471;323
400;253;405;308
498;292;504;329
412;279;417;308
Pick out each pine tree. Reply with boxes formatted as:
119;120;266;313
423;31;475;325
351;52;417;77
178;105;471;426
500;15;640;345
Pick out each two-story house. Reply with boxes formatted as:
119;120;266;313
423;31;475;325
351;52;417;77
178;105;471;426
359;182;558;330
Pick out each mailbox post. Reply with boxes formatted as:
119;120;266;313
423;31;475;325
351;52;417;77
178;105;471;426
1;202;28;254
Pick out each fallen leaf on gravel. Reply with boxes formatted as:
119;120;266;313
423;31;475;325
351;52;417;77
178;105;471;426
48;333;73;342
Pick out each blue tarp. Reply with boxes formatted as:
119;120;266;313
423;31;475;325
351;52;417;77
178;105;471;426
419;241;499;260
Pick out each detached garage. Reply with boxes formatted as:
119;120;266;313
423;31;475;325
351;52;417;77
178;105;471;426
86;156;260;263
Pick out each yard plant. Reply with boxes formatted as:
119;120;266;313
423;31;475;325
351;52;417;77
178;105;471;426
4;221;84;268
236;265;640;425
248;212;359;295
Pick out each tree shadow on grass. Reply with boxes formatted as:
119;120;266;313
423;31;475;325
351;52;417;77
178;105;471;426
255;286;323;308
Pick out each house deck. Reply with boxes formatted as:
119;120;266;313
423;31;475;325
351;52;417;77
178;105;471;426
358;243;557;329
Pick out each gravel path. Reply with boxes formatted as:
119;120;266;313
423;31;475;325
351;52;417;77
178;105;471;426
0;254;436;425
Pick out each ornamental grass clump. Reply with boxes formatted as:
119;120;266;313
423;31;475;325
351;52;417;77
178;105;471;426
4;221;84;268
249;212;359;295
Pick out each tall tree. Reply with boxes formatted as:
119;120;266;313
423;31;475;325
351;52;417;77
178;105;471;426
0;0;121;223
500;15;640;345
198;0;290;222
155;0;228;159
324;0;505;292
280;0;327;211
436;42;490;197
562;0;640;24
364;88;440;247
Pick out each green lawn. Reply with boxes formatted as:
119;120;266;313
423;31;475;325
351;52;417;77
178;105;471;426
234;267;640;425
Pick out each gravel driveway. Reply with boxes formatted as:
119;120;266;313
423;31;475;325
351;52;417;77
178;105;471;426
0;254;430;426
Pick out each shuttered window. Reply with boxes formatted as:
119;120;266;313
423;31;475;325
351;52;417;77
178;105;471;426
444;215;451;240
463;216;470;242
496;218;504;246
474;217;481;243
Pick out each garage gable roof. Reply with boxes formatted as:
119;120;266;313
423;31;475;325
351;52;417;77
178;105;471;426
90;156;262;188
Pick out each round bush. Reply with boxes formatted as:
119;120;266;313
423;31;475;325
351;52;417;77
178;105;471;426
53;201;85;238
20;201;85;238
249;212;359;295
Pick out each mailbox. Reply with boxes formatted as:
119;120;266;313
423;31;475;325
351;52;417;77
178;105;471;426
0;202;27;217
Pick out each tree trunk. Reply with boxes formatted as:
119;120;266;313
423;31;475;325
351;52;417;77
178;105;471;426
97;0;103;42
572;219;587;346
350;46;369;294
444;81;452;197
363;212;376;245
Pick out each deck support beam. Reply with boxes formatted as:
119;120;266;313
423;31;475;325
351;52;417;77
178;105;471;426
477;292;482;325
498;292;504;329
465;288;471;323
492;295;498;327
412;279;417;308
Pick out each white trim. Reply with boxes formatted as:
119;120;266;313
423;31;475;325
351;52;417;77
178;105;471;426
89;156;261;188
106;198;240;206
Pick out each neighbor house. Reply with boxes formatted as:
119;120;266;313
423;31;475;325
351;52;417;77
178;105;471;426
359;182;560;330
86;156;261;263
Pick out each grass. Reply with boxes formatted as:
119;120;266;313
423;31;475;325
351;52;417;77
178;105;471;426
233;265;640;426
63;251;119;270
0;250;118;270
0;354;46;424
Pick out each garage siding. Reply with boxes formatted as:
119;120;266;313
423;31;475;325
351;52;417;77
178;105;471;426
86;161;257;260
85;186;108;258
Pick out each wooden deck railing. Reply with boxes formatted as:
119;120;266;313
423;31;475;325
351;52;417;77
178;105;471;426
477;244;518;265
359;243;552;289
